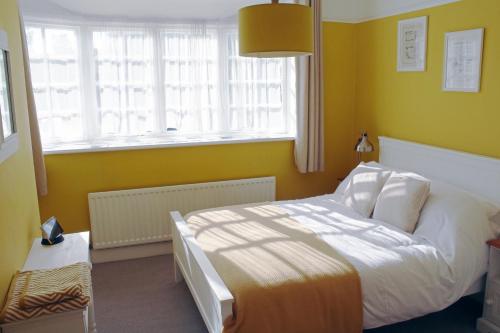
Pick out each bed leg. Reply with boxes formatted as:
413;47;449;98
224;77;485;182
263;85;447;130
174;258;184;283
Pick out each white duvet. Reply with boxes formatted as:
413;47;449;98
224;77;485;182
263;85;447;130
276;193;485;329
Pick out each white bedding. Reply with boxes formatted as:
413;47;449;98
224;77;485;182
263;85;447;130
276;193;483;329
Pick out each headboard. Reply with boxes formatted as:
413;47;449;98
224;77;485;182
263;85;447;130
379;136;500;204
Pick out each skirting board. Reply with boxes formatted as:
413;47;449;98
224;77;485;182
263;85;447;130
477;318;500;333
91;241;172;264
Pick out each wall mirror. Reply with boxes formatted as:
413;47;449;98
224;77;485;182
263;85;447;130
0;29;18;164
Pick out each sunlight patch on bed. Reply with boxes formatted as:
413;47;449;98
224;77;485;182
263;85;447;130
272;217;316;234
198;210;246;222
244;205;285;218
221;245;304;285
264;241;352;276
196;227;250;252
325;234;405;267
223;221;289;242
221;240;352;286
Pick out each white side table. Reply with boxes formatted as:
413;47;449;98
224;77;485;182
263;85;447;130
478;239;500;333
1;232;97;333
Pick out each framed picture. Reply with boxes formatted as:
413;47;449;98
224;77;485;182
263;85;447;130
443;28;484;92
397;16;428;72
0;29;18;164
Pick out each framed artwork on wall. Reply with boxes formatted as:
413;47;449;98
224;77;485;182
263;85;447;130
442;28;484;93
397;16;428;72
0;29;19;164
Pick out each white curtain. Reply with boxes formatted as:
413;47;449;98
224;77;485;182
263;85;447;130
92;27;156;137
294;0;324;173
162;24;219;133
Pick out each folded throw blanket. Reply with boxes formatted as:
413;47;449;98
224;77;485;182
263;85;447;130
20;263;86;309
0;262;91;324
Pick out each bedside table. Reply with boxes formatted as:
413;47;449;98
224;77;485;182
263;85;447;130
0;232;96;333
477;239;500;333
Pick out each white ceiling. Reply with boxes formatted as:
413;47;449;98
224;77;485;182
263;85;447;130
324;0;461;22
20;0;461;23
20;0;270;21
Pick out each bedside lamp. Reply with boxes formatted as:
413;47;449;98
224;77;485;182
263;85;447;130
354;132;374;162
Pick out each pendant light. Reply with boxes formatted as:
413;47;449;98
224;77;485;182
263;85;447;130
238;0;313;58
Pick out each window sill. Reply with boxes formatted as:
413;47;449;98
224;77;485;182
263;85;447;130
43;134;295;155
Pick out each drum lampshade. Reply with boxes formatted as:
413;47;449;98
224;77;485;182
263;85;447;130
238;2;313;57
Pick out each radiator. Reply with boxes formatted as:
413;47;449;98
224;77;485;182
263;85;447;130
88;177;276;250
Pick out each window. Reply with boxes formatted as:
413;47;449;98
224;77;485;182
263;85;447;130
26;21;296;152
92;28;156;136
161;26;219;133
26;25;83;143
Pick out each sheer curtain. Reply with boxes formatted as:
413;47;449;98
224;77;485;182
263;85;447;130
161;24;219;133
91;27;156;137
24;19;296;150
25;24;83;144
227;33;295;134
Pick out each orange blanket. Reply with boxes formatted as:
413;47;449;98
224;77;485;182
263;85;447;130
187;203;362;333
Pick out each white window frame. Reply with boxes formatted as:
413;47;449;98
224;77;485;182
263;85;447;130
25;19;296;155
0;29;19;164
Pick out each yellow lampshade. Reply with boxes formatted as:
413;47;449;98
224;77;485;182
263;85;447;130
238;1;313;58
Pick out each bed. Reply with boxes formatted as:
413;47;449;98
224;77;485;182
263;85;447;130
170;136;500;333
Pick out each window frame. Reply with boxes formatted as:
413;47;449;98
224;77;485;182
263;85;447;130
25;19;297;155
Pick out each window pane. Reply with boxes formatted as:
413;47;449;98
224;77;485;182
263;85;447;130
93;29;155;137
26;25;83;144
162;28;219;133
225;32;293;134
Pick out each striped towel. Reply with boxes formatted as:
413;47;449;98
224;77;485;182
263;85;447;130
0;263;91;323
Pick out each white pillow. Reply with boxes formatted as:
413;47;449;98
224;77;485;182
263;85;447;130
335;161;387;196
341;163;392;217
373;172;431;233
414;181;496;294
491;212;500;237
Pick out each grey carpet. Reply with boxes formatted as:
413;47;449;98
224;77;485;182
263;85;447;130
92;255;482;333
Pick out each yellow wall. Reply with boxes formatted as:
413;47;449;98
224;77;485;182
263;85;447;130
39;22;358;233
355;0;500;160
0;1;41;300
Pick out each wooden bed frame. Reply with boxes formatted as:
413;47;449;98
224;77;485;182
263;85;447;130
170;136;500;333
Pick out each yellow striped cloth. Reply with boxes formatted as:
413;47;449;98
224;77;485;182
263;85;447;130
0;263;91;323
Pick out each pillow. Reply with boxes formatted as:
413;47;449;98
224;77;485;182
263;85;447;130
424;180;500;235
341;163;392;217
491;212;500;237
373;172;431;233
335;161;387;196
414;181;496;294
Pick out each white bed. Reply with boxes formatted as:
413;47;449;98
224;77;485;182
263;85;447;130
170;136;500;332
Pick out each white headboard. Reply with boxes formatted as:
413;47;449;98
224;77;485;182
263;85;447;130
379;136;500;204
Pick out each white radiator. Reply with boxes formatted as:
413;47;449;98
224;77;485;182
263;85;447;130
88;177;276;250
